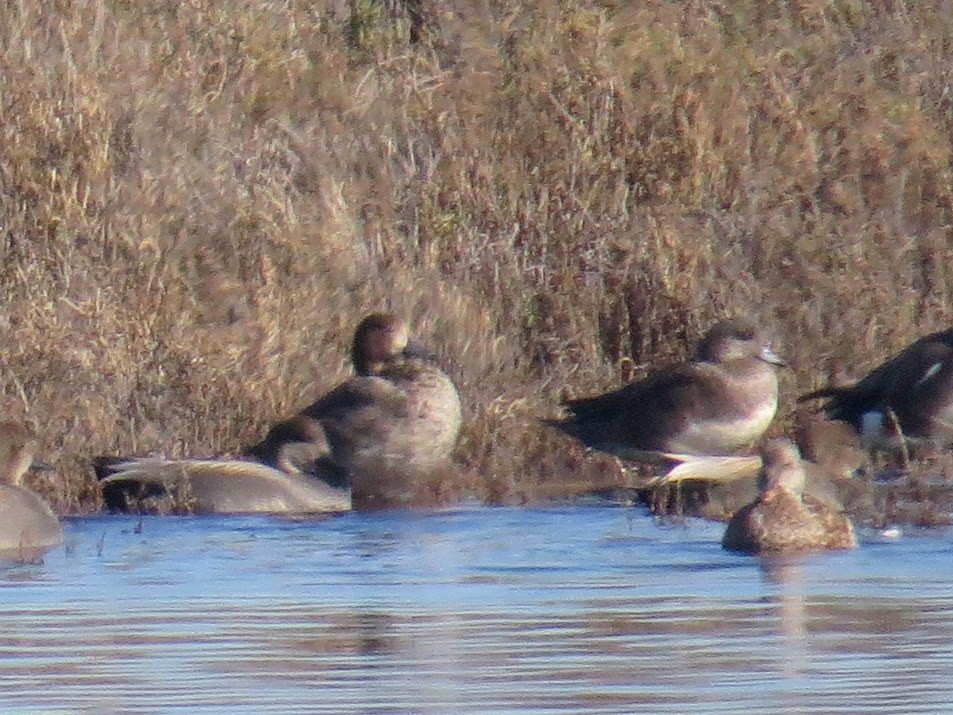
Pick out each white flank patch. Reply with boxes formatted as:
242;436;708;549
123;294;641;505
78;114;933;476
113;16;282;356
669;400;777;454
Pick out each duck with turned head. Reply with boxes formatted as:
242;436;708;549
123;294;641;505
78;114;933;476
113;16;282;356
294;312;463;508
98;418;350;515
722;438;858;554
551;318;786;459
244;415;347;486
100;313;462;514
799;328;953;454
0;422;63;560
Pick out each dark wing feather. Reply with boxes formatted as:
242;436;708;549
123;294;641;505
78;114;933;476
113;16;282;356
799;330;953;427
554;368;703;451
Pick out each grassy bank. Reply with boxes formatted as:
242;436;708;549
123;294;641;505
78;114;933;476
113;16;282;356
2;0;952;513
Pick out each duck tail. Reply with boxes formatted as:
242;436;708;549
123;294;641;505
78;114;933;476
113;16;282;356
648;454;762;485
91;455;126;481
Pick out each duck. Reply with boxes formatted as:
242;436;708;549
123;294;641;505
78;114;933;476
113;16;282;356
648;414;870;522
799;328;953;454
0;422;64;559
243;415;347;486
293;312;463;508
100;313;462;513
722;438;858;554
551;318;786;459
99;412;348;515
98;447;350;515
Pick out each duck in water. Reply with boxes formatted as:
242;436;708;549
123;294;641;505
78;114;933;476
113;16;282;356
0;422;63;560
722;438;858;554
98;421;350;515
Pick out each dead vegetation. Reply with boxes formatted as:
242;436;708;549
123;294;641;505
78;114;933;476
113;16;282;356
1;1;952;515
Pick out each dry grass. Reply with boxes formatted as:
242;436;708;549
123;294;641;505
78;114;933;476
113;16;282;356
2;0;953;513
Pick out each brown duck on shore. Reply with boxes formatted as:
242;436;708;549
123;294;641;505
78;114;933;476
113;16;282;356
101;313;463;514
551;318;786;459
292;312;463;508
722;438;858;554
0;422;63;559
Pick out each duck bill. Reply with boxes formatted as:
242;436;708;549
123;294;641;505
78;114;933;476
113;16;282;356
759;345;788;367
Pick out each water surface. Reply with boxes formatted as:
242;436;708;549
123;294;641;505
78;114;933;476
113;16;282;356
0;506;950;714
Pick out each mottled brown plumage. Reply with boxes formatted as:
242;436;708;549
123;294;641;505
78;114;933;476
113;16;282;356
722;439;858;554
298;313;462;508
100;313;462;513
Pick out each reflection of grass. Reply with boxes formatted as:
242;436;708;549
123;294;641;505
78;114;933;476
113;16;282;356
3;2;953;514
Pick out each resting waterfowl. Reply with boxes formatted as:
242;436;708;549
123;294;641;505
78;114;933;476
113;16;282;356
0;422;63;559
649;414;869;522
98;450;350;515
295;313;463;508
243;415;347;486
99;413;348;515
799;328;953;453
101;313;462;513
552;318;786;458
722;439;858;554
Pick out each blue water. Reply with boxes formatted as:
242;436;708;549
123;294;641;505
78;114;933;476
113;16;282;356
0;506;951;714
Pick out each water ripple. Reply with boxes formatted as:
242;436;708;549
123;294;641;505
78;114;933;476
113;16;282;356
0;508;951;713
